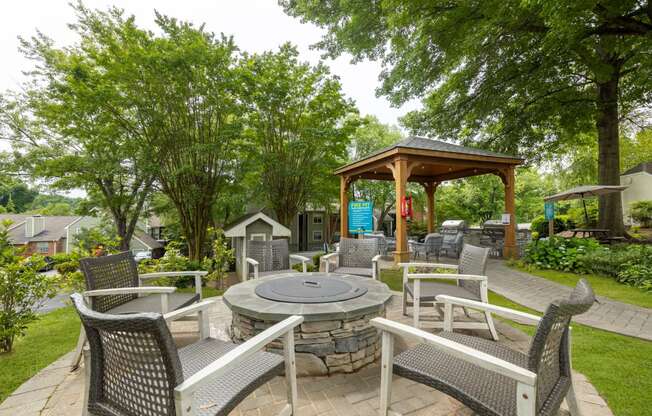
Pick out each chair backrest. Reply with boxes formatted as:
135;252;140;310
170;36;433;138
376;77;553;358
528;279;595;414
457;244;489;299
364;234;387;255
339;237;378;268
80;252;140;313
423;233;443;253
71;293;183;416
247;239;290;273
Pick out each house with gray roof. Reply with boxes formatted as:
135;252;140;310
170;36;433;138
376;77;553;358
620;161;652;224
0;214;163;256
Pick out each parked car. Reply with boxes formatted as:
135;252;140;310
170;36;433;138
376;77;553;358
133;251;152;262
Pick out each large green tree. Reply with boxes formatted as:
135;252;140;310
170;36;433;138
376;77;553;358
283;0;652;236
241;44;355;226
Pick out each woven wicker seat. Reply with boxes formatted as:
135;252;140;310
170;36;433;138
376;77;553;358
404;281;478;302
373;279;595;416
401;244;497;340
72;293;303;416
322;238;381;280
70;251;206;370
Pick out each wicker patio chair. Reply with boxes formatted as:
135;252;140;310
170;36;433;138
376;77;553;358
411;233;443;261
70;251;207;369
364;233;389;256
245;239;310;280
71;293;303;416
373;279;595;416
401;244;498;340
440;231;464;258
321;237;381;280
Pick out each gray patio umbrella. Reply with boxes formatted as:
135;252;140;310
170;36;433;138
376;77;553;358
544;185;628;224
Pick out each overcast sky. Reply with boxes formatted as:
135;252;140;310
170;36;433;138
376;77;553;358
0;0;420;128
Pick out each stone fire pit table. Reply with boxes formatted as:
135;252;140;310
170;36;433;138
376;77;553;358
223;272;392;376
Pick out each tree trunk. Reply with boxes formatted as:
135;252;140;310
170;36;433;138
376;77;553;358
596;77;624;236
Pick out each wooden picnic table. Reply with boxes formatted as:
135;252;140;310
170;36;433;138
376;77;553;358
570;228;610;239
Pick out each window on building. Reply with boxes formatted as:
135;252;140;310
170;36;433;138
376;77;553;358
312;214;323;224
250;233;266;241
36;242;49;254
312;230;323;241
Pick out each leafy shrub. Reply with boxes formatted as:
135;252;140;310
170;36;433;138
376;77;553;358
579;244;652;277
616;264;652;292
523;237;600;272
531;215;576;237
407;220;428;240
292;262;316;272
312;252;325;267
0;221;57;352
631;200;652;228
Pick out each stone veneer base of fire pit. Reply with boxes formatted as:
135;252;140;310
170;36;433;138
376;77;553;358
223;273;392;376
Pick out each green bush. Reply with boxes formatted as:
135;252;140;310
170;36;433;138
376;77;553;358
631;200;652;228
292;262;316;272
312;252;325;267
616;264;652;292
0;222;57;352
407;220;428;240
531;215;576;237
523;237;600;272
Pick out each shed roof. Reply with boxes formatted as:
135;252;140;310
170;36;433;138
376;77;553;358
223;212;291;238
622;161;652;176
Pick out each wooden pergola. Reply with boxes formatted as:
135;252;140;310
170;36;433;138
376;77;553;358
335;136;523;262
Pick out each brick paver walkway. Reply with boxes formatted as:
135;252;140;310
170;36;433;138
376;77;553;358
1;293;613;416
486;260;652;341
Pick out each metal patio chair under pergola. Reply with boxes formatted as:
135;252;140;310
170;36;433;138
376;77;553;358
335;136;523;262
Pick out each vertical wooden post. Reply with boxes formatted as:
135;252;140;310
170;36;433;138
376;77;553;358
502;166;517;258
393;158;410;263
424;182;438;233
340;176;349;239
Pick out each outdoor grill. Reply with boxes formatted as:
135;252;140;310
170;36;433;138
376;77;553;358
440;219;467;234
255;275;368;303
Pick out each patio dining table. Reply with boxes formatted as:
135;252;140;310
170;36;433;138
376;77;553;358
570;228;610;239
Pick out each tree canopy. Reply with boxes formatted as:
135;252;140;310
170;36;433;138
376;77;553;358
283;0;652;235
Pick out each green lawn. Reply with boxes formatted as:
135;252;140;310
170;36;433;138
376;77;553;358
380;268;652;416
510;264;652;309
177;286;224;298
0;307;80;403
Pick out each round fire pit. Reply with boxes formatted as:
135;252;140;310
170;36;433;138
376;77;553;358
255;275;368;303
223;272;392;376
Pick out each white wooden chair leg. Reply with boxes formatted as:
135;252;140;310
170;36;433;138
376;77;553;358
283;330;298;415
413;280;421;328
402;290;408;316
485;311;499;341
379;331;394;416
565;383;583;416
443;302;453;332
70;326;87;370
516;382;536;416
198;309;210;340
82;346;91;416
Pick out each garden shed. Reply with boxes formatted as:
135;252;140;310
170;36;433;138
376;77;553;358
224;211;292;280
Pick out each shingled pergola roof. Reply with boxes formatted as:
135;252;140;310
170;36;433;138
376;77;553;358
335;136;523;261
335;136;522;183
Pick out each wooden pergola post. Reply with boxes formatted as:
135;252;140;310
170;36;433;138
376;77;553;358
424;182;438;233
340;176;350;239
502;167;517;258
392;158;410;263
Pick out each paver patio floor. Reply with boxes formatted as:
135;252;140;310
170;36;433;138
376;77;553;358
1;293;613;416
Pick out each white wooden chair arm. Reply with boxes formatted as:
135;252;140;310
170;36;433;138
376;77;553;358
174;315;304;401
83;287;176;296
139;271;206;299
245;258;259;267
372;254;382;263
321;252;339;273
289;254;310;263
370;317;536;386
245;258;259;280
398;262;459;270
407;273;487;281
164;300;215;323
436;295;542;324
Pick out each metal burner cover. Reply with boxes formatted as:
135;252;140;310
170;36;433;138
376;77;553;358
255;275;368;303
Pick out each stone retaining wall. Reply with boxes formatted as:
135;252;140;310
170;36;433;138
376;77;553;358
231;310;384;376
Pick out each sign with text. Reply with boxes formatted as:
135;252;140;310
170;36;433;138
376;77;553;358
348;201;373;234
544;202;555;221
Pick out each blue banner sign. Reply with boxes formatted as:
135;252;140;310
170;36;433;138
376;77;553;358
348;201;373;234
544;202;555;221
